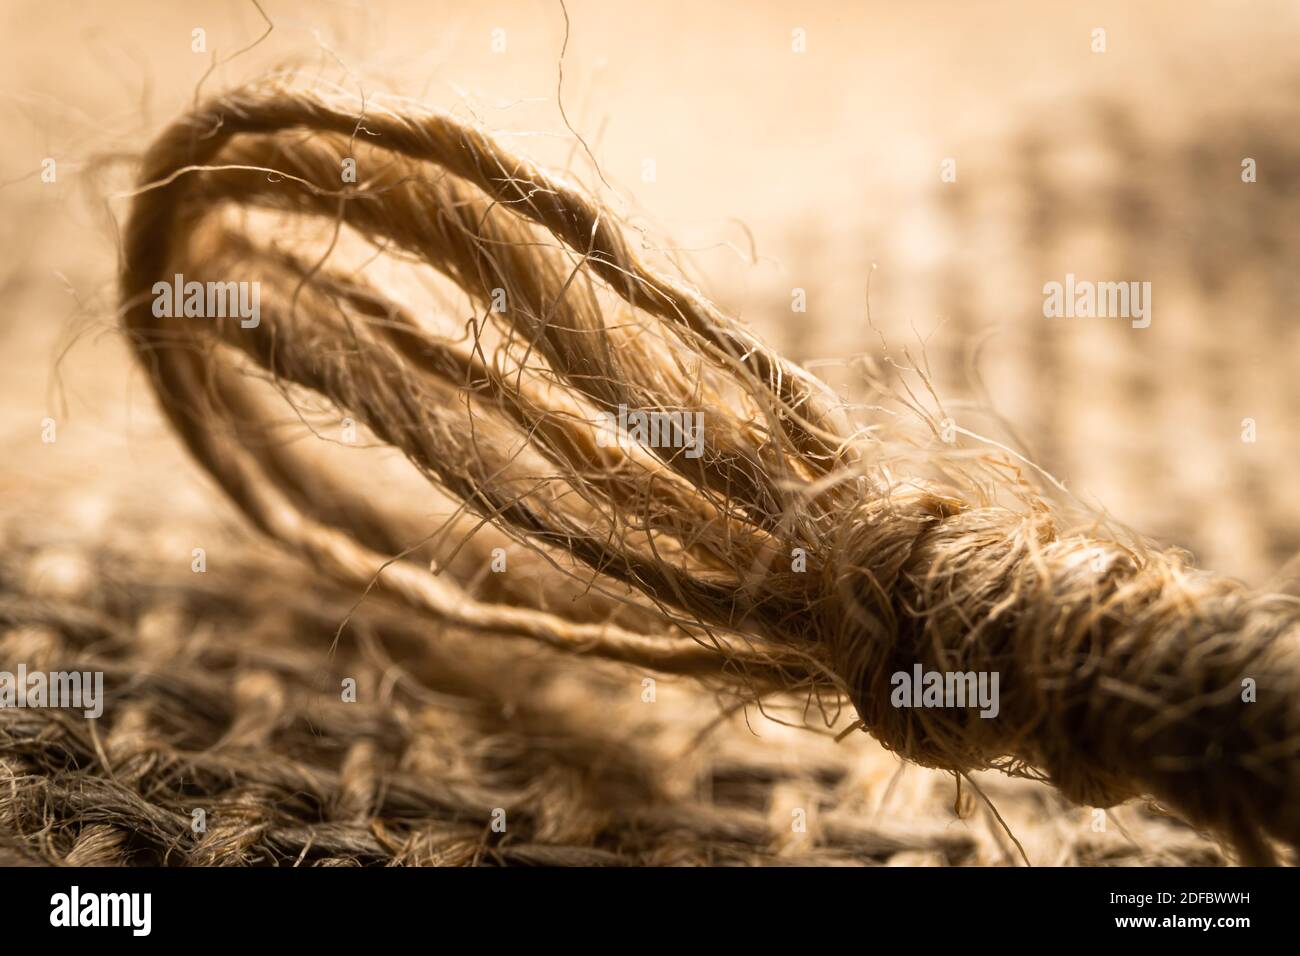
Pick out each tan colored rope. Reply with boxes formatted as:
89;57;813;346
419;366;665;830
120;80;1300;864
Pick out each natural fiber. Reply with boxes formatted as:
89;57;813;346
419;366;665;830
118;80;1300;864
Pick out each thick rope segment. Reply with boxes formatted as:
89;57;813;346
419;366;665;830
824;495;1300;863
119;81;1300;862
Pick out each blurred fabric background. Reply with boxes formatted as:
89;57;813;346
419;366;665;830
1;1;1297;866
